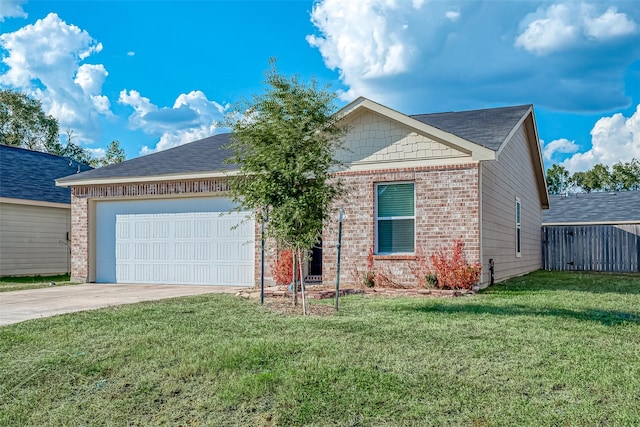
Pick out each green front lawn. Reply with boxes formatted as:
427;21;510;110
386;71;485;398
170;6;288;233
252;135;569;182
0;274;77;293
1;271;639;426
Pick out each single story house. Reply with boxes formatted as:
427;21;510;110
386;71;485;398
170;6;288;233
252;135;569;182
56;97;549;287
542;192;640;272
0;145;92;276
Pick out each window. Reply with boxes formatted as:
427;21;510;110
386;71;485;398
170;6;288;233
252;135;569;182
515;197;521;257
375;182;415;254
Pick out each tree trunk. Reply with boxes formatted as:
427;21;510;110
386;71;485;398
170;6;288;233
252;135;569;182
292;253;298;306
299;249;307;316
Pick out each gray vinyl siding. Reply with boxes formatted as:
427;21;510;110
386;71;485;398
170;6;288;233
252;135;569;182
0;202;71;276
481;123;543;284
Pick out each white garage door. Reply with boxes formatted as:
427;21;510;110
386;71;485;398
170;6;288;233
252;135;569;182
95;197;254;286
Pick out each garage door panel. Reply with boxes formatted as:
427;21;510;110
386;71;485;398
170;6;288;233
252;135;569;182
174;242;191;260
215;264;240;284
98;204;254;286
218;217;252;238
215;241;253;261
175;220;192;238
116;264;128;282
194;243;210;260
235;264;254;284
195;220;211;237
116;221;130;239
193;265;211;283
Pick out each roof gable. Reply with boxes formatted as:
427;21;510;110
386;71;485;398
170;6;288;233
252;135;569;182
337;97;496;161
0;145;92;204
337;97;548;208
335;109;469;166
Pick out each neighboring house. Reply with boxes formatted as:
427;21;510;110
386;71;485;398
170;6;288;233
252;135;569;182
57;97;549;287
542;192;640;272
0;145;92;276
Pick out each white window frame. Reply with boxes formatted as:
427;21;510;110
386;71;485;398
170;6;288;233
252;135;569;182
374;181;416;255
515;197;522;258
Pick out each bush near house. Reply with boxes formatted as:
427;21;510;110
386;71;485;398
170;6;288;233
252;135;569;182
270;249;294;286
409;239;482;289
428;240;482;289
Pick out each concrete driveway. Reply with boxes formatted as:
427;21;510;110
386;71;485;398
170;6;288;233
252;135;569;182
0;284;247;326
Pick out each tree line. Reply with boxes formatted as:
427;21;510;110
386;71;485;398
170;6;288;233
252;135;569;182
546;160;640;194
0;89;125;167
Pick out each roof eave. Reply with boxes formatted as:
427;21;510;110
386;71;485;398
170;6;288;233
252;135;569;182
494;105;532;158
495;106;548;209
55;169;241;187
0;196;70;209
542;220;640;226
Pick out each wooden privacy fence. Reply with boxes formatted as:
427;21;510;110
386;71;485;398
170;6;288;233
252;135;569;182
542;224;640;272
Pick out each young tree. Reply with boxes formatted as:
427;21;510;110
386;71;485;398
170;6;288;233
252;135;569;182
573;163;612;192
90;140;126;167
223;60;344;313
49;128;94;165
546;164;571;194
611;159;640;191
0;89;59;151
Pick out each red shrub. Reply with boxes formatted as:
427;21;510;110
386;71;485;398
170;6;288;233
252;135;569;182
429;240;482;290
409;246;435;288
351;247;405;288
271;249;294;286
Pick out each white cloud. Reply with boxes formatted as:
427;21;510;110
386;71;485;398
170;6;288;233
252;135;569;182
0;0;27;22
119;89;228;155
542;138;579;162
86;147;106;158
515;4;578;54
74;64;108;95
127;51;135;57
0;13;111;142
307;0;415;93
91;95;111;115
118;89;156;128
308;1;639;113
142;127;215;156
516;3;638;55
584;6;638;39
445;9;461;22
562;105;640;172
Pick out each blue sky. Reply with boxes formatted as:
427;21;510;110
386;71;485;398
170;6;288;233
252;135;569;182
1;0;639;172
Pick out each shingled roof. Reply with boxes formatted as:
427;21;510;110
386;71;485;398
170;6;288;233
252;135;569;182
0;145;92;204
56;101;537;186
57;133;234;185
411;104;532;151
543;192;640;225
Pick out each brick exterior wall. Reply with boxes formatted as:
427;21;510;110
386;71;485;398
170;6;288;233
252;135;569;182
69;166;480;288
322;164;480;288
70;189;89;282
